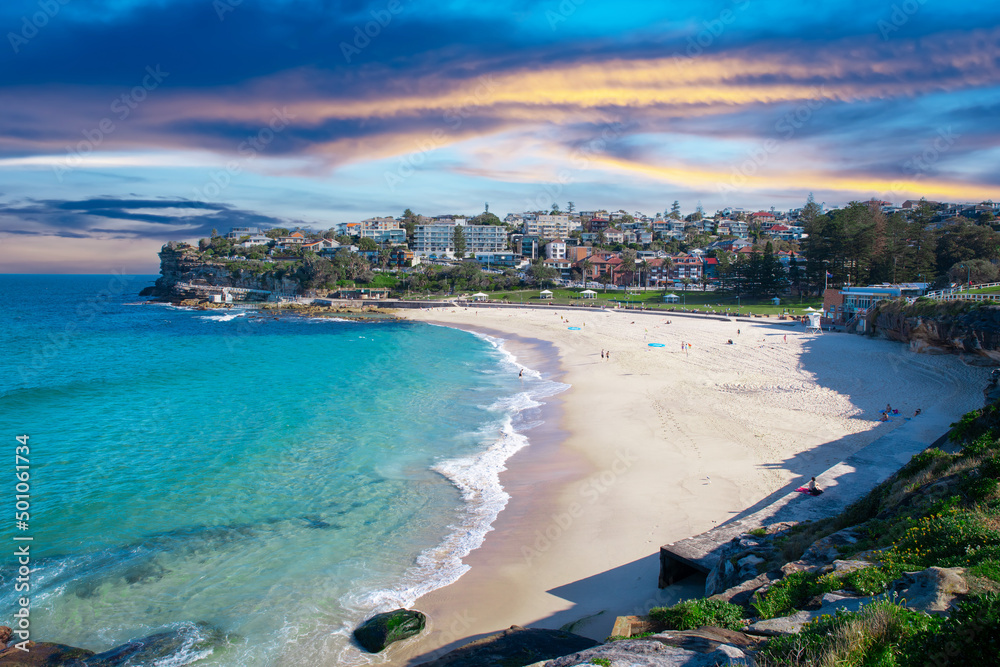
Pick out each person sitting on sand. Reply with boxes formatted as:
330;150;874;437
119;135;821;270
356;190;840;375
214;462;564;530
914;408;922;417
807;477;819;493
880;412;889;422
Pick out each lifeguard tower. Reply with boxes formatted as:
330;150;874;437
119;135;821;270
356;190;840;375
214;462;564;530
806;312;823;334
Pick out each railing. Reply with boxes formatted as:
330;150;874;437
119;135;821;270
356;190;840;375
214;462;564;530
924;281;1000;300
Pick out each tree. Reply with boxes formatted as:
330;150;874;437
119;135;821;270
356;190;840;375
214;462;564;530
357;237;378;251
471;212;502;226
620;249;637;287
551;203;561;214
948;259;998;286
669;201;681;220
452;225;467;259
211;228;219;237
567;201;576;214
639;259;651;288
526;258;557;287
266;227;289;239
581;258;593;289
801;193;822;227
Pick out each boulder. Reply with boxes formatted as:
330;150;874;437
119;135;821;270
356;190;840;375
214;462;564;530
710;571;783;610
798;527;861;565
353;609;426;653
83;622;226;666
0;628;11;647
705;534;779;596
544;637;752;666
0;642;93;666
419;626;598;666
889;567;968;614
746;593;871;636
817;559;874;577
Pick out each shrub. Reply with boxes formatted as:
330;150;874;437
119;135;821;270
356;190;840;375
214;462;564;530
961;474;999;503
970;559;1000;583
841;565;902;596
759;599;940;667
589;659;611;666
911;593;1000;666
752;571;822;619
648;598;744;631
883;508;1000;570
748;527;767;538
899;448;952;479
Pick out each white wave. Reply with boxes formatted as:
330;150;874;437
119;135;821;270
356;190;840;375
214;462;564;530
197;312;248;322
333;332;568;665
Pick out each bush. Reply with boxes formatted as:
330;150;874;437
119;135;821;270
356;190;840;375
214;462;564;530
752;571;829;619
899;448;952;479
648;598;744;631
911;593;1000;666
759;599;940;667
883;508;1000;570
970;559;1000;583
961;474;999;503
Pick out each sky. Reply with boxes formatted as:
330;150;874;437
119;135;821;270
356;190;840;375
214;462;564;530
0;0;998;273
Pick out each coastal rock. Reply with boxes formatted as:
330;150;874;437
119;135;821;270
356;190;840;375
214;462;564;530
817;559;874;577
0;641;94;666
746;594;871;636
888;567;968;614
353;609;426;653
419;626;598;666
780;526;863;576
710;571;783;610
705;534;779;597
543;637;752;666
868;302;1000;365
83;622;227;666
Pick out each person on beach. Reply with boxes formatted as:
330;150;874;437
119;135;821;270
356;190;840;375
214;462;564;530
807;477;818;493
519;369;523;378
880;412;889;422
914;408;922;417
601;349;605;359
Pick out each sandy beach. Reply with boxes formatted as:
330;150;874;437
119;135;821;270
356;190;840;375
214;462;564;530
387;305;986;666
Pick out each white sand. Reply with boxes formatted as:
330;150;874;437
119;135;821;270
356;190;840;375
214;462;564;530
385;306;985;665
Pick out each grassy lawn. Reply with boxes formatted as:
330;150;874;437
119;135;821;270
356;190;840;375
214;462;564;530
965;285;1000;294
430;287;823;316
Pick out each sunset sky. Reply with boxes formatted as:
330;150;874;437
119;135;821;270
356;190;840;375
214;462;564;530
1;0;998;272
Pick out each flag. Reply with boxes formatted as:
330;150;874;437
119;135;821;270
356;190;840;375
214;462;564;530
826;271;833;277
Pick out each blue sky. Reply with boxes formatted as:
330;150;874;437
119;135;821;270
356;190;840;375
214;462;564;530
1;0;998;271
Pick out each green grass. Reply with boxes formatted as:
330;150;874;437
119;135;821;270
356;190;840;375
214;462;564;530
446;287;822;316
589;659;612;666
758;599;942;667
648;598;745;631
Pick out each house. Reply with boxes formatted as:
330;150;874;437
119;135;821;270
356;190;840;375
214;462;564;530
226;226;263;240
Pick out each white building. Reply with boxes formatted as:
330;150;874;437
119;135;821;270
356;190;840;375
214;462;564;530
545;241;567;260
463;224;507;253
359;217;400;239
523;214;579;239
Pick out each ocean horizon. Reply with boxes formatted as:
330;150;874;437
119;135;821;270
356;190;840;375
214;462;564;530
0;274;566;665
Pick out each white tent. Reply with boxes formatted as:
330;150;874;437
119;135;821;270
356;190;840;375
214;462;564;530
580;290;597;299
540;289;554;299
472;292;489;301
663;293;680;303
804;306;817;312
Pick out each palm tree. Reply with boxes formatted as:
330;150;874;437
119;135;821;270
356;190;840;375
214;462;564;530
581;258;593;290
621;250;637;288
639;259;651;289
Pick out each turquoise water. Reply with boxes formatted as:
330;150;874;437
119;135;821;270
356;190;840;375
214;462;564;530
0;275;564;665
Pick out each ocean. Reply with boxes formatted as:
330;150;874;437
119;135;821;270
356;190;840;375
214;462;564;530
0;274;565;665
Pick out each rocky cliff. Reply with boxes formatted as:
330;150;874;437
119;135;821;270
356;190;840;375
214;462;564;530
140;242;300;300
867;299;1000;365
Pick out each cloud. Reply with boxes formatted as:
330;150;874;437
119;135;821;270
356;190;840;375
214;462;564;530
0;197;292;241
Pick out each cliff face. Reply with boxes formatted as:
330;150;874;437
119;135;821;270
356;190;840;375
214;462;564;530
868;300;1000;365
141;242;300;299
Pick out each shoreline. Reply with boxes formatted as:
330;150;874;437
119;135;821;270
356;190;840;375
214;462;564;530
387;305;987;666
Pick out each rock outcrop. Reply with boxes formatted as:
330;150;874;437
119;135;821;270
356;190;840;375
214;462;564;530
543;633;754;666
868;301;1000;365
353;609;426;653
82;622;227;666
0;641;94;666
419;626;599;666
887;567;969;614
144;242;300;300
